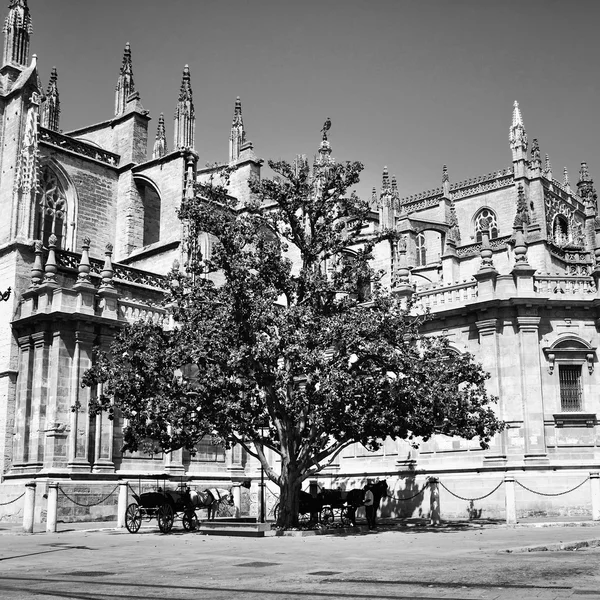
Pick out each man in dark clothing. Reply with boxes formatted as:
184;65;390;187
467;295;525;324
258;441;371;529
363;485;375;530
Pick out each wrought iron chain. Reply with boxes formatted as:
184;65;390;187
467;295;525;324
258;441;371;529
58;485;118;507
387;483;430;502
515;477;590;497
0;492;25;506
438;480;504;502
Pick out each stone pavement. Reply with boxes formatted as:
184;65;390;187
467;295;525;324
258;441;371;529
0;519;599;599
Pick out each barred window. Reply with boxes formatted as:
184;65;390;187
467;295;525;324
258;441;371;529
559;365;582;412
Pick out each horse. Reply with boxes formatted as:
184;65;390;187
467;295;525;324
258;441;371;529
187;487;234;520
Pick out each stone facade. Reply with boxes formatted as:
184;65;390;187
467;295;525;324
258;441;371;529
0;1;598;525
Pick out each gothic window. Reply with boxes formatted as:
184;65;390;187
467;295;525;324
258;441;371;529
415;233;426;266
35;166;67;248
558;365;582;412
474;209;498;243
553;215;569;247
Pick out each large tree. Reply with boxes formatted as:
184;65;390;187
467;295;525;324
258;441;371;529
82;154;504;528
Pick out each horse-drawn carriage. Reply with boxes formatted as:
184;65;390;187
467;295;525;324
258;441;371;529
125;485;234;534
273;480;388;528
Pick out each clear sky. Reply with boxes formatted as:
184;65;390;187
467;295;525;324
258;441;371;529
25;0;600;201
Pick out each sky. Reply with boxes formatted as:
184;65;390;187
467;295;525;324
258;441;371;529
24;0;600;201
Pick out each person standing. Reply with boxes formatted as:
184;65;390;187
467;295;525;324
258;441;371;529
363;485;375;530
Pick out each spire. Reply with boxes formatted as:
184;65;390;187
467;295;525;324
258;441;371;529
229;96;246;163
509;100;528;166
381;166;390;191
442;164;450;196
513;184;530;230
40;67;60;131
391;175;398;197
152;113;168;159
578;161;597;209
2;0;32;68
543;153;553;180
530;138;541;173
563;167;571;192
115;42;135;116
316;132;332;166
174;64;195;150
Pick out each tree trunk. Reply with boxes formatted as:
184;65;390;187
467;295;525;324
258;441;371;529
276;459;302;529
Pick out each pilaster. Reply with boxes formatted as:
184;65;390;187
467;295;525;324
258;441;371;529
516;311;548;462
12;334;33;469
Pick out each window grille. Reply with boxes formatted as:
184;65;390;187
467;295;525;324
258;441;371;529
36;166;67;248
474;209;498;242
415;233;426;266
559;365;582;412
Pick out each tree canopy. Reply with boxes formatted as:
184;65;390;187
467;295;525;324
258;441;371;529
82;154;504;528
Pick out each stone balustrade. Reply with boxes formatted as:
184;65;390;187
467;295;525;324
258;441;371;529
534;275;596;297
118;298;166;324
414;280;478;311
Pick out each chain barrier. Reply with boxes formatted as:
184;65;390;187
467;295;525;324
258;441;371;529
515;477;590;497
439;480;504;502
0;492;25;506
387;482;430;502
58;485;118;508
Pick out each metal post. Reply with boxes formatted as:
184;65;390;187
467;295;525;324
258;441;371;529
46;482;58;533
429;477;440;526
504;476;517;524
117;482;128;528
260;465;265;523
22;481;36;534
590;472;600;521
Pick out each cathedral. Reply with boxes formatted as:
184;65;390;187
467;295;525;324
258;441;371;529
0;0;599;525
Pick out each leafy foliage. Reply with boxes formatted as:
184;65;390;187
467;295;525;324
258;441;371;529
82;154;504;528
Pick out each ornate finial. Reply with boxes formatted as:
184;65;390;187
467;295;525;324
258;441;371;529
579;161;591;183
2;0;33;67
382;166;390;191
394;236;410;287
229;96;246;162
43;234;58;284
577;161;597;209
76;237;92;284
29;239;44;288
152;113;168;159
442;164;449;183
321;117;331;141
115;42;136;116
543;153;552;179
513;184;530;230
391;175;398;197
174;65;195;150
447;201;461;244
478;225;495;271
442;164;450;196
371;186;378;207
100;244;115;289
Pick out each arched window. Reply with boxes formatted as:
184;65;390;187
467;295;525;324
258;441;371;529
415;233;426;266
35;166;67;248
135;178;161;247
553;215;569;247
474;209;498;243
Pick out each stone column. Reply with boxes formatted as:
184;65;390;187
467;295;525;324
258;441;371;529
231;484;242;519
117;482;128;528
516;313;547;462
46;482;58;533
428;477;440;525
504;476;517;524
22;481;36;533
591;472;600;521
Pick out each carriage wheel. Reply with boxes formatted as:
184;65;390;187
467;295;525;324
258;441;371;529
125;503;142;533
182;512;199;531
340;506;353;527
157;504;174;533
320;506;334;527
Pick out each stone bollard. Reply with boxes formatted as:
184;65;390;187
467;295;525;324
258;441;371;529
231;484;241;519
22;481;36;533
429;477;440;526
504;476;517;524
46;482;58;533
117;482;128;528
591;472;600;521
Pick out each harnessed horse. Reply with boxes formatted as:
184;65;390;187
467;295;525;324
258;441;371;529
188;487;234;520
